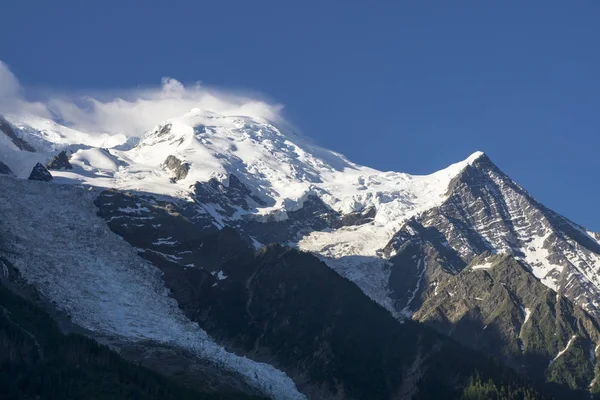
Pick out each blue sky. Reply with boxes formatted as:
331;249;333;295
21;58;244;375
1;1;599;229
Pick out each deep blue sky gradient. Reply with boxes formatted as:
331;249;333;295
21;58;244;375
1;1;599;229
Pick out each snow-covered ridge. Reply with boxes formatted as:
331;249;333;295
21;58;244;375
1;109;483;236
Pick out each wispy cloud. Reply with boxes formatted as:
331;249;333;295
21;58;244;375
0;60;285;137
0;61;21;99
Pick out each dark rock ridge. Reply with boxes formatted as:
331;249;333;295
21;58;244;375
0;160;13;175
163;155;190;182
339;206;376;227
28;163;53;181
241;195;340;244
0;116;36;152
183;173;375;242
47;150;73;170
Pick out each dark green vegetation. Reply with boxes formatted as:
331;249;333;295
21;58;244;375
0;278;260;400
95;190;554;399
461;374;543;400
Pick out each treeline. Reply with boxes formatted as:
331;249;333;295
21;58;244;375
461;374;549;400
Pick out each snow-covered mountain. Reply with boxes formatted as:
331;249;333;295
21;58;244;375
1;110;488;311
2;109;480;217
2;109;600;398
3;110;599;315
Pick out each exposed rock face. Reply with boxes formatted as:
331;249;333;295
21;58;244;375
0;160;13;175
384;218;467;314
47;150;73;170
242;195;340;245
338;206;376;227
190;174;267;221
163;155;190;182
0;116;36;152
28;163;53;181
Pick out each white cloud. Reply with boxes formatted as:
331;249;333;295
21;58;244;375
0;60;285;137
0;61;21;99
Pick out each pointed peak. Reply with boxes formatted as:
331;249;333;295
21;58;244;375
28;163;53;182
465;151;487;165
460;151;499;173
444;151;503;196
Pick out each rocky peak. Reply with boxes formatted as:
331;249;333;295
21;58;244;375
47;150;73;170
162;155;190;182
28;163;53;182
444;152;504;195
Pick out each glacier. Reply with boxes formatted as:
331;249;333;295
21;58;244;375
0;176;306;400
